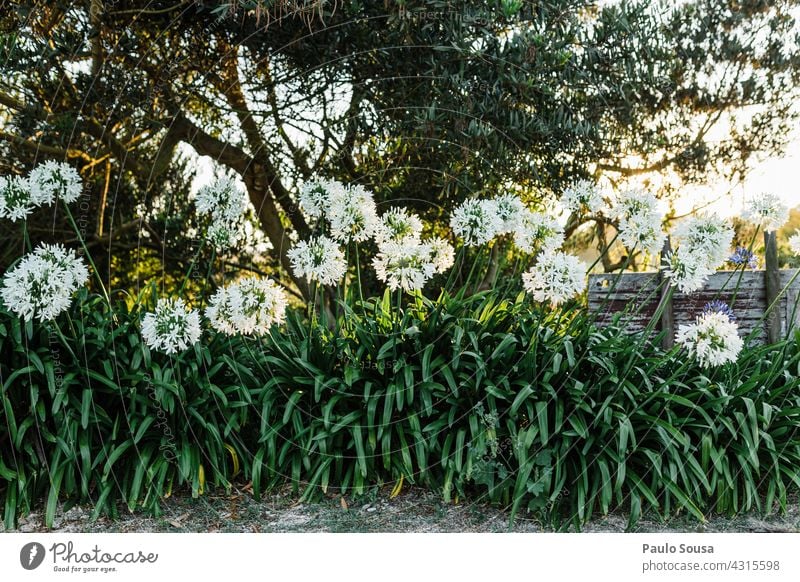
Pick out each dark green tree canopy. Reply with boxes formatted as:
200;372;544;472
1;0;798;296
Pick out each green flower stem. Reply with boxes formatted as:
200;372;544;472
22;222;32;253
62;202;110;306
178;237;207;296
725;224;761;307
354;242;365;312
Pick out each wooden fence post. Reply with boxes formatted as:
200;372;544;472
659;237;675;349
764;230;782;343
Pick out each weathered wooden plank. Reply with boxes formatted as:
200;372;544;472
588;269;800;343
765;232;782;343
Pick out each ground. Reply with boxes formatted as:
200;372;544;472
3;487;799;533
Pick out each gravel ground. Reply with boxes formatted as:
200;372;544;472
3;487;799;533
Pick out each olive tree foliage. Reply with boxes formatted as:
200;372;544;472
0;0;798;297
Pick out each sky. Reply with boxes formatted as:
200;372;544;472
677;128;800;218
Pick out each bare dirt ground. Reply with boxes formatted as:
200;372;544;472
3;487;799;533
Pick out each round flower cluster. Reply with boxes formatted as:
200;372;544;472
702;300;736;322
194;176;248;248
0;175;34;222
28;160;83;205
287;235;348;286
141;298;202;354
372;240;436;292
561;179;606;215
0;161;83;223
662;247;714;294
676;311;743;368
492;193;525;234
672;214;733;271
206;277;288;336
1;243;89;321
728;247;759;269
522;250;587;306
426;237;455;273
374;207;423;245
450;198;503;245
513;208;564;254
372;233;454;293
299;178;379;243
327;183;380;243
742;193;789;232
612;188;666;256
298;178;340;219
789;232;800;257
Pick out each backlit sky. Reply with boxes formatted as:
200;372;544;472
678;128;800;218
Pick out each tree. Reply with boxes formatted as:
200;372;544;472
1;0;798;298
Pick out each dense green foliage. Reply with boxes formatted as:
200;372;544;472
3;289;799;529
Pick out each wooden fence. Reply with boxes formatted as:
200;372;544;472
588;269;800;343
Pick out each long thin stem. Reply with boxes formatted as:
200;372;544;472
354;242;365;310
62;202;110;305
178;237;207;296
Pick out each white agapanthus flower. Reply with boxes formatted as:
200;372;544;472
372;240;436;292
450;198;502;246
1;243;89;321
194;176;248;248
676;311;743;368
742;193;789;232
789;231;800;256
287;235;347;285
672;213;734;271
513;208;565;254
612;188;665;256
426;237;455;273
522;250;587;306
205;277;288;336
327;183;379;243
27;160;83;205
141;298;202;354
298;178;343;219
374;207;423;244
0;175;35;222
492;193;524;234
561;179;605;215
662;247;714;294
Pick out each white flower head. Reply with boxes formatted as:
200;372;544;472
28;160;83;205
676;311;743;368
194;176;248;248
426;237;455;273
450;198;502;246
789;231;800;256
374;207;423;245
662;247;714;294
492;193;525;234
0;175;34;222
742;193;789;232
299;178;343;219
206;277;288;336
372;239;435;293
522;250;586;306
513;208;565;254
1;243;89;321
141;298;202;354
327;183;379;243
562;179;605;215
613;188;665;256
287;235;347;286
672;213;733;270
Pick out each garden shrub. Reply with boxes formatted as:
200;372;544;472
3;288;800;530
